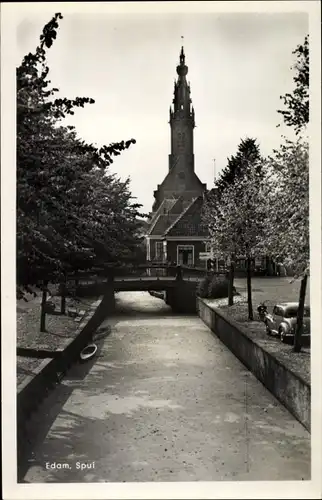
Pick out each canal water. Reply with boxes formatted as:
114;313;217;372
20;291;310;483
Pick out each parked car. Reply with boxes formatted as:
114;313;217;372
264;302;310;343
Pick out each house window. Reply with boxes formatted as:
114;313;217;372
146;238;151;261
163;240;167;261
177;245;194;266
155;241;163;261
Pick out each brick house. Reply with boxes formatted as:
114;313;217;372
145;47;209;268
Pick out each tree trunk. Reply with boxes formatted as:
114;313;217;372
60;272;66;314
293;274;308;353
40;280;48;332
266;256;273;276
246;257;254;320
228;254;235;306
74;269;79;291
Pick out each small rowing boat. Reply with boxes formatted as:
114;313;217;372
80;343;97;362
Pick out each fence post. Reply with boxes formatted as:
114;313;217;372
60;271;66;314
176;265;182;281
228;255;235;306
40;279;49;332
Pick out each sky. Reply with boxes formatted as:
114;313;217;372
13;3;308;213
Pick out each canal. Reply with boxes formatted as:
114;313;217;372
20;291;310;482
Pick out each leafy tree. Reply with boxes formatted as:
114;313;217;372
271;35;310;352
260;139;309;276
74;169;144;268
204;139;265;313
277;35;309;134
214;138;263;196
17;13;145;328
260;137;309;351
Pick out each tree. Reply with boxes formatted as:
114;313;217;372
17;13;139;288
72;169;144;268
203;139;266;318
214;138;263;196
17;13;146;329
270;34;310;352
260;137;309;351
261;138;309;275
278;35;309;135
203;186;237;305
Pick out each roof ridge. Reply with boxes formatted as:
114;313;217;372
148;213;162;235
163;197;199;236
149;199;174;228
148;206;179;236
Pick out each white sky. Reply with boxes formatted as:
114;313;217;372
13;4;308;213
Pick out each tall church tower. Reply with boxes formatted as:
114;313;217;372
169;47;195;176
146;46;209;266
151;46;206;211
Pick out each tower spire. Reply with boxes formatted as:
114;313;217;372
180;45;185;65
168;45;195;174
176;45;188;78
171;45;193;122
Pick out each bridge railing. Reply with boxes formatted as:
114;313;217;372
65;263;227;288
66;264;182;282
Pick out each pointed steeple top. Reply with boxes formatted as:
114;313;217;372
180;46;185;65
177;46;188;77
170;44;194;125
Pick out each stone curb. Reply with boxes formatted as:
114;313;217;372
17;297;103;439
197;298;311;432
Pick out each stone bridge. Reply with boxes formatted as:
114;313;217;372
66;264;219;313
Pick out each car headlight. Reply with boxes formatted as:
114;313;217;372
281;322;291;333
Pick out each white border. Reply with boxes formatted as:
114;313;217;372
1;1;321;499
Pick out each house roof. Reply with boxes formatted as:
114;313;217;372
146;195;209;239
148;214;178;236
148;198;178;229
164;196;209;237
167;220;209;237
163;197;197;235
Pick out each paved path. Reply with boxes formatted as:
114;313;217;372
20;292;310;483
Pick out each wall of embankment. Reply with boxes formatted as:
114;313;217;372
17;286;115;456
197;298;310;432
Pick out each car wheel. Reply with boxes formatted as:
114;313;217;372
279;327;287;343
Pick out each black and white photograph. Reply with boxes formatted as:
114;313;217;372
1;1;321;499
